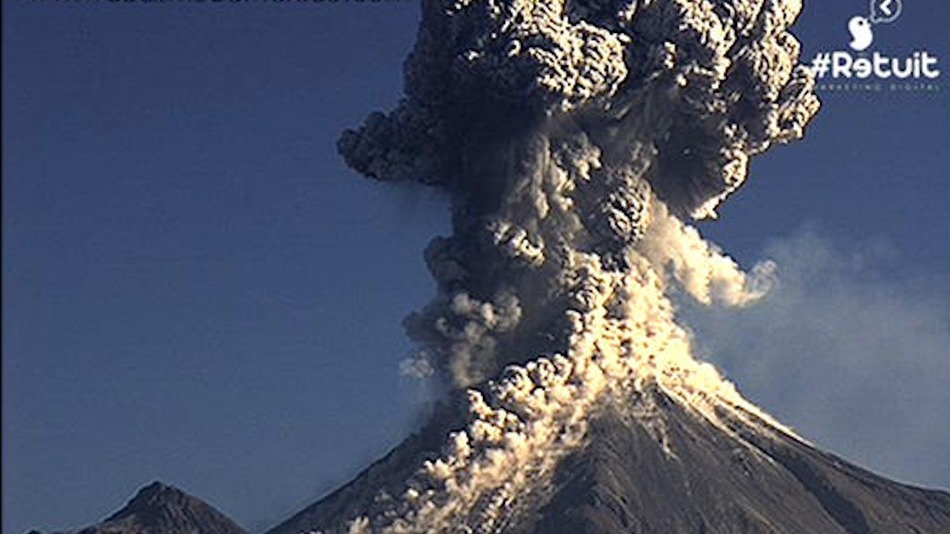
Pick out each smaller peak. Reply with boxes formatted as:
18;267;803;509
141;480;171;491
130;481;182;501
87;481;249;534
108;481;188;521
25;482;241;534
136;481;176;496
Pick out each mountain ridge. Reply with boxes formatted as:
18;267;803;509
33;388;950;534
263;385;950;534
30;481;248;534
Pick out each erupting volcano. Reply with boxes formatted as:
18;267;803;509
38;0;950;533
265;0;949;532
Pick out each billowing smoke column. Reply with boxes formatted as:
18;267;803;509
334;0;819;531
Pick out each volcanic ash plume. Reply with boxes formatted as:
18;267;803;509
334;0;819;531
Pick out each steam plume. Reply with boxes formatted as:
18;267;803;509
332;0;819;530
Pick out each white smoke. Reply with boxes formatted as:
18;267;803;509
638;201;778;307
327;0;820;531
682;229;950;490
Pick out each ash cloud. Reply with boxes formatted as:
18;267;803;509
330;0;820;531
340;0;818;387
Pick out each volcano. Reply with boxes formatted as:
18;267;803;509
28;0;950;532
36;482;247;534
264;386;950;534
39;388;950;534
287;0;945;527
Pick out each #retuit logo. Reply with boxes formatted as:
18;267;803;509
811;0;942;93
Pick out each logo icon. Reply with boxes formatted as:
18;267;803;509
848;0;903;51
849;16;874;51
870;0;903;24
811;0;941;93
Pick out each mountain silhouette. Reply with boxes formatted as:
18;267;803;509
32;482;247;534
265;386;950;534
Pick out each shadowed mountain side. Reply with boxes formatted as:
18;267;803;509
265;401;468;534
33;482;247;534
267;387;950;534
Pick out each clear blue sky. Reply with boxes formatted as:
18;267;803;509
3;2;948;534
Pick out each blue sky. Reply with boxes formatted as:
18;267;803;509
3;2;948;534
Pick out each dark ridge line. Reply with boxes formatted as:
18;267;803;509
768;447;871;534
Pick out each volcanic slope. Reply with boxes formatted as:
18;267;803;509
266;386;950;534
39;482;248;534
